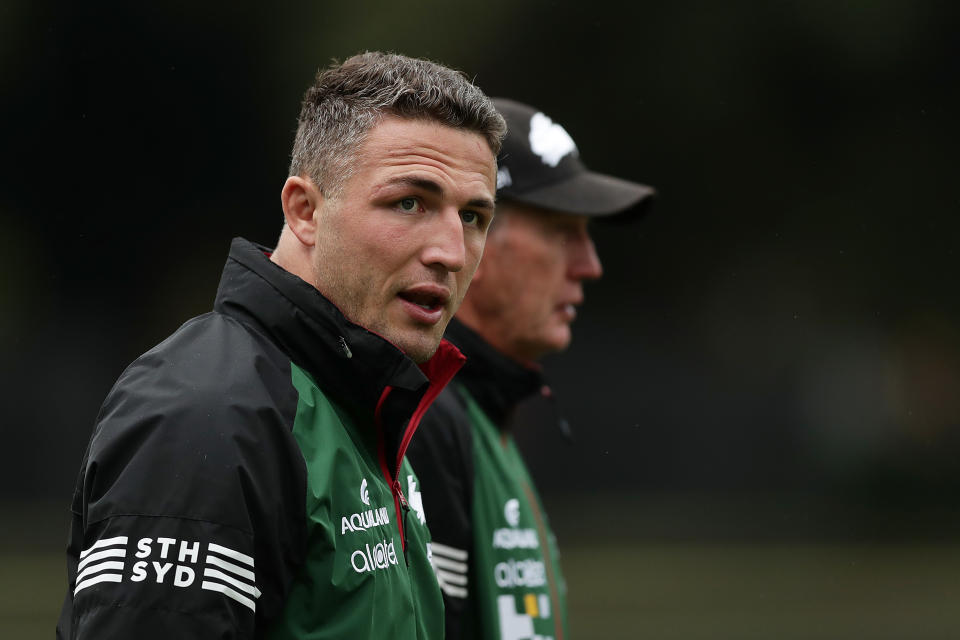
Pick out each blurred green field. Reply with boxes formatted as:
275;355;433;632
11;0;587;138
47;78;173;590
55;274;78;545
1;552;64;639
5;543;959;639
564;543;960;639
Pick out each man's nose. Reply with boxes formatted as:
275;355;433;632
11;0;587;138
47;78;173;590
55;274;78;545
421;208;467;272
567;228;603;281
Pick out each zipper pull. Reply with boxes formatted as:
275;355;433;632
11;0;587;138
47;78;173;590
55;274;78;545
393;479;411;565
394;479;410;511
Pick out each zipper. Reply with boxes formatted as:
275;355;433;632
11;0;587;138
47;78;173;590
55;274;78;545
493;414;564;638
375;386;410;559
387;381;442;561
501;420;563;640
379;458;409;559
521;478;564;640
372;345;465;564
393;479;411;566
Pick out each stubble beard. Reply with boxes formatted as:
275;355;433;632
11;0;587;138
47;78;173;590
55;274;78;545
312;260;445;364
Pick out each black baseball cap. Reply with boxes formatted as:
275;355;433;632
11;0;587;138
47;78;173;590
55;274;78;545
493;98;656;219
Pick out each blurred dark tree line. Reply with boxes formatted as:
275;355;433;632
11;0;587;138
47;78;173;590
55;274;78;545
2;1;958;539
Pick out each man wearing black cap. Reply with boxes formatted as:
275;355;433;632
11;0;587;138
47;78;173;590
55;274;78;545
406;98;655;640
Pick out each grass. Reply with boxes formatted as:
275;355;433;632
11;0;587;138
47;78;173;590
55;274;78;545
5;544;960;638
563;543;960;639
1;552;64;639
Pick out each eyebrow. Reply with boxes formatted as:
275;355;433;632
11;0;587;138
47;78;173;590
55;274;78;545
385;176;495;211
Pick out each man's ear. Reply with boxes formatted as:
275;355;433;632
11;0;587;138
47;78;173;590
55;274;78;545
280;176;322;247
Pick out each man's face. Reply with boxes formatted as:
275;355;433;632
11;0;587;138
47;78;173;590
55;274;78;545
460;203;603;362
311;117;497;363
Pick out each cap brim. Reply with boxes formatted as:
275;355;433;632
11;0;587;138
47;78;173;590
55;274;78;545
503;170;656;219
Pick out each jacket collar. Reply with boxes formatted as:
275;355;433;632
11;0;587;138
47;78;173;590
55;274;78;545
214;238;465;473
443;318;546;427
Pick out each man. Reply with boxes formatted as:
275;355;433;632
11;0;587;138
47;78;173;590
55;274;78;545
57;52;504;639
406;98;655;640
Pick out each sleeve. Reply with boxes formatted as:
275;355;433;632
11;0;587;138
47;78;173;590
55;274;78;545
57;344;306;640
405;387;477;640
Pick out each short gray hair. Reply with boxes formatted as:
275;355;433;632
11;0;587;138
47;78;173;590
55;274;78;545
289;51;506;196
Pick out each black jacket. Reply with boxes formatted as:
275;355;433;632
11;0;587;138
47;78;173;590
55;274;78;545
58;238;459;639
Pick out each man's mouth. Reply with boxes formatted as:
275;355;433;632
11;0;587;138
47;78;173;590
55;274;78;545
556;302;577;321
397;285;450;324
398;288;447;310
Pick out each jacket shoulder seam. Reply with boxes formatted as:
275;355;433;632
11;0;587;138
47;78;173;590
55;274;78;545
85;511;254;536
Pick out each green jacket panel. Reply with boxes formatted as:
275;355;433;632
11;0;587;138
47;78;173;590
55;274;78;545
465;387;568;640
267;365;445;640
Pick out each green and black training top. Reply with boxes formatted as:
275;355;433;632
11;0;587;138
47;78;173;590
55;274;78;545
58;237;458;639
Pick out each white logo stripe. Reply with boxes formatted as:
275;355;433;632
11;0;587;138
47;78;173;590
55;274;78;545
208;542;254;567
437;577;468;599
74;572;122;595
203;568;262;598
202;581;256;612
76;560;125;584
436;568;468;586
430;542;468;561
79;536;128;560
539;593;551;618
77;547;126;572
206;554;255;581
432;555;467;574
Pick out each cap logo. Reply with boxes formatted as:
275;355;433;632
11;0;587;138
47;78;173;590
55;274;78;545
528;112;577;167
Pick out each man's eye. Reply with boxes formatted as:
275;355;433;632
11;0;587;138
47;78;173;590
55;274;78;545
398;197;419;212
460;210;479;226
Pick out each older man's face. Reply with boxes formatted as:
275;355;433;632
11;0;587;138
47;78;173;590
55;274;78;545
460;203;603;362
311;117;497;363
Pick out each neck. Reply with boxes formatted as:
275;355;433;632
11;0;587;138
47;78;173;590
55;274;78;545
270;226;315;286
454;310;539;366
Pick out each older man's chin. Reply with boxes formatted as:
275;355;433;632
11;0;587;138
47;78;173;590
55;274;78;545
527;323;574;361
